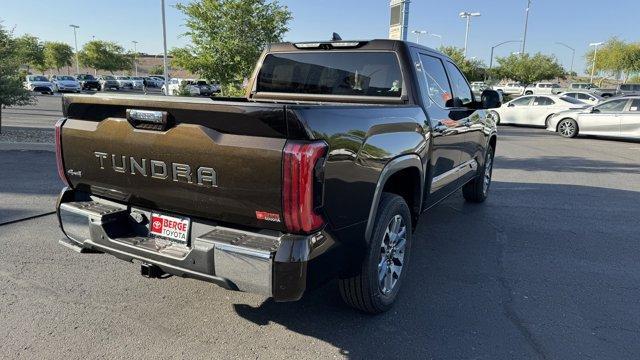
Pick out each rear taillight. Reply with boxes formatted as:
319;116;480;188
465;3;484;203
283;141;327;234
55;118;71;187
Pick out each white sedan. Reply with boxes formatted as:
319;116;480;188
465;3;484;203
557;91;604;105
546;96;640;139
488;95;588;127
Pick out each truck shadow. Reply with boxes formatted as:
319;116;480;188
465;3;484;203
233;181;640;359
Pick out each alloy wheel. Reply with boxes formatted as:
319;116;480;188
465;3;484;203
378;215;406;295
559;120;576;137
483;151;493;195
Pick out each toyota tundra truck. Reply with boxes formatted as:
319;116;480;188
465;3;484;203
55;39;500;313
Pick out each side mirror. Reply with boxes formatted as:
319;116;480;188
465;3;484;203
480;89;502;109
591;107;600;113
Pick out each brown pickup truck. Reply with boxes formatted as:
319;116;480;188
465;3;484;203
55;39;500;313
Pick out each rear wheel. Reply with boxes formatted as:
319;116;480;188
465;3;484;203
525;90;533;95
558;118;578;138
463;145;494;203
338;193;412;314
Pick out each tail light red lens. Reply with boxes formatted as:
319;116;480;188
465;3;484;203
55;118;71;187
283;141;327;234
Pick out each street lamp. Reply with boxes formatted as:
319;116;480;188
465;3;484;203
488;40;522;81
132;40;139;76
411;30;427;44
555;42;575;76
589;42;604;83
429;33;443;47
521;0;532;54
69;24;80;74
161;0;169;95
459;11;480;57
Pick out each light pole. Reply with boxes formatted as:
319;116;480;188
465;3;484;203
429;33;443;47
161;0;169;94
555;42;575;76
69;24;80;74
521;0;532;54
459;11;480;57
589;42;603;83
411;30;427;44
132;40;139;76
488;40;522;80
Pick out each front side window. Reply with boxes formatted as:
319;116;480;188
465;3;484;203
596;99;628;112
510;96;533;106
444;61;473;106
564;92;578;99
257;52;403;97
418;54;452;108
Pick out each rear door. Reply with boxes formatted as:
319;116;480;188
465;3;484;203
620;98;640;138
528;96;556;126
414;52;466;194
577;98;627;136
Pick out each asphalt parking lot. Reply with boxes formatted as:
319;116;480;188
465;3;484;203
1;98;639;359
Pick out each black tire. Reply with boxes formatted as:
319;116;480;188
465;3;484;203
463;144;494;203
557;118;579;138
338;193;412;314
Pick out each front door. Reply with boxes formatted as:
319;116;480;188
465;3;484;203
620;98;640;138
578;98;627;136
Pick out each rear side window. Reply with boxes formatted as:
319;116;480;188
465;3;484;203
533;97;555;106
444;61;473;106
418;54;452;108
628;99;640;111
257;52;403;97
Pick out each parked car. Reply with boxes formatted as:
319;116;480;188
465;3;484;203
555;83;618;98
193;80;220;96
470;81;489;97
50;75;81;93
143;76;163;88
54;38;501;314
97;75;120;91
115;76;133;89
559;91;604;105
161;78;200;96
488;94;588;127
547;96;640;139
76;74;101;91
24;75;54;94
492;82;524;96
616;83;640;97
130;76;144;89
523;82;562;95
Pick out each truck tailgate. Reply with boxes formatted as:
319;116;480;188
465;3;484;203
60;95;292;231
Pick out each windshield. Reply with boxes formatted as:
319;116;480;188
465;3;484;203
78;74;95;80
257;51;403;97
117;76;130;80
131;77;143;80
58;76;76;81
102;76;115;80
29;75;49;82
197;81;207;85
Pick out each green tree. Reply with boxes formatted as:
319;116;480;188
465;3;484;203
0;25;35;133
438;46;487;81
171;0;292;95
78;40;131;74
149;64;164;75
43;41;74;73
15;34;44;73
494;53;565;85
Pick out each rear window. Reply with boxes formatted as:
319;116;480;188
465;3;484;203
257;52;403;97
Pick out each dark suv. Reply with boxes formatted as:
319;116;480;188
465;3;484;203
76;74;100;91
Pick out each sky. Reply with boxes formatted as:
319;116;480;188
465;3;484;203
2;0;639;75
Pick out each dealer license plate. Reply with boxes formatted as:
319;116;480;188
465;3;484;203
149;212;190;244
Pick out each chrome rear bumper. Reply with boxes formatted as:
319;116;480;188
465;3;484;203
57;188;322;301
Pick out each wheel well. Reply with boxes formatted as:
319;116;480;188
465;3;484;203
382;167;421;225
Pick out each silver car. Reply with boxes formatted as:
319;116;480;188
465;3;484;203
547;96;640;139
